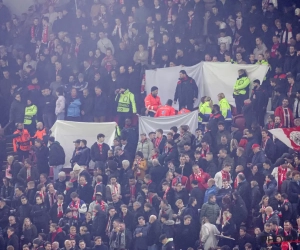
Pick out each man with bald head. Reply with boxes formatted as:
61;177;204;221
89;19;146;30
33;122;47;143
147;215;160;250
265;206;280;225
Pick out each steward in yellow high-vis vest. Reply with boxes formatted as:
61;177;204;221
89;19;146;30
24;100;37;135
233;69;250;114
198;98;212;123
115;88;137;128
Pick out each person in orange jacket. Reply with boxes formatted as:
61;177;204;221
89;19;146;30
155;99;176;117
144;86;162;116
13;123;31;161
178;108;191;114
33;122;48;144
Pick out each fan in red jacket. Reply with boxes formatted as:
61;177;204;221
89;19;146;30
178;108;191;115
189;165;210;191
274;98;294;128
155;99;176;117
172;168;189;189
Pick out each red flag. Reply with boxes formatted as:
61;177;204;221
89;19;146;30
269;127;300;151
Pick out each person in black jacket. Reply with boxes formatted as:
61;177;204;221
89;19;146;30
288;171;300;224
147;215;161;249
81;88;94;122
17;159;39;185
16;196;32;226
237;226;256;250
30;196;50;234
40;86;56;130
174;70;198;110
237;173;251;208
93;85;108;122
76;140;91;167
92;204;107;238
90;133;110;164
250;181;262;213
34;139;49;175
48;223;66;248
6;227;19;250
160;234;175;250
48;137;65;181
77;176;93;204
0;198;10;230
9;93;25;124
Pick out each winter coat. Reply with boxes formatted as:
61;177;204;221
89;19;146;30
22;225;37;244
161;220;175;238
90;142;110;162
200;201;220;224
133;224;149;250
0;205;10;229
77;184;94;204
288;180;300;203
9;99;25;123
136;138;153;160
251;150;266;170
55;95;65;115
30;203;49;224
6;233;19;250
93;94;108;117
176;223;198;250
17;167;39;185
9;160;22;185
81;95;93;116
265;212;280;225
76;146;91;166
174;77;198;103
92;210;107;238
177;131;192;154
201;222;219;250
35;145;49;174
237;180;251;208
204;185;218;203
147;220;161;246
251;185;262;210
263;179;277;196
232;197;248;225
67;97;81;117
49;141;65;166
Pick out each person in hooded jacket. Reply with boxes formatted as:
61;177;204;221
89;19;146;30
160;234;175;250
200;194;220;225
160;214;175;238
263;174;278;197
66;88;81;121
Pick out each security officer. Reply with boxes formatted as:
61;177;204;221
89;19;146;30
233;69;250;114
174;70;198;110
218;93;232;129
115;85;137;128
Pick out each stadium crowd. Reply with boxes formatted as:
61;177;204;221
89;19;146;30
2;0;300;250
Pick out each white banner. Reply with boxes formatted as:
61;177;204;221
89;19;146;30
139;111;198;136
51;121;116;168
145;62;268;107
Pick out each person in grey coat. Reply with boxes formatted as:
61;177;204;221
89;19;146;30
200;217;220;250
158;200;173;221
200;195;220;225
133;216;149;250
176;125;192;154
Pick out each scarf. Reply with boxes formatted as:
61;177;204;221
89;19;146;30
234;172;242;189
93;200;106;217
135;158;142;175
38;191;45;202
146;180;152;187
48;191;58;207
130;185;136;201
93;182;102;200
110;184;119;195
221;170;230;182
163;187;170;200
57;203;63;218
26;168;31;181
261;136;270;150
97;143;103;154
75;43;80;57
42;25;48;44
6;165;12;179
70;200;80;219
200;146;209;158
106;216;112;235
278;166;288;189
155;137;162;148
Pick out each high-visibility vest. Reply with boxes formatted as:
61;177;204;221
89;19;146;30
13;129;31;152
